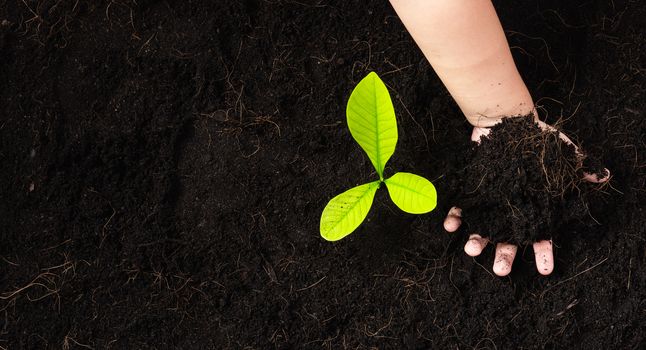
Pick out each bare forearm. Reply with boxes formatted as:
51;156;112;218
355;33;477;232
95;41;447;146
389;0;534;127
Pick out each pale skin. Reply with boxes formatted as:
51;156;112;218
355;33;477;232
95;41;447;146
389;0;609;276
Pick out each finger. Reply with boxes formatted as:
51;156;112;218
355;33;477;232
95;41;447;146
464;234;488;256
493;243;517;276
583;168;610;183
533;240;554;275
443;207;462;232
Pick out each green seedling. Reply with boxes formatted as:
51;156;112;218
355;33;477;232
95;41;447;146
320;72;437;241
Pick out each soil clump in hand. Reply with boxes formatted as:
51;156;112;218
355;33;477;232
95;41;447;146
458;115;604;245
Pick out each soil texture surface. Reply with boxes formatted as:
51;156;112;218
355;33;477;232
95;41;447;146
1;0;645;349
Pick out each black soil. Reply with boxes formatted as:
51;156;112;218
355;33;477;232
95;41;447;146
1;0;645;349
457;116;603;245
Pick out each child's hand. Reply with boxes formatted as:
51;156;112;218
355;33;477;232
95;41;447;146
443;123;610;276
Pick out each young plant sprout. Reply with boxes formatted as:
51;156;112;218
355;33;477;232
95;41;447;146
320;72;437;241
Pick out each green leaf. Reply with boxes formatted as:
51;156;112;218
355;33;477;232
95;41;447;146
346;72;398;179
320;181;380;241
384;172;437;214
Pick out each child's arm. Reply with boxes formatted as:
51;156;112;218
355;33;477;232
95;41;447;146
389;0;534;127
389;0;547;276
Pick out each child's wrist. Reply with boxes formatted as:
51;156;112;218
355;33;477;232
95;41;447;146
466;107;538;128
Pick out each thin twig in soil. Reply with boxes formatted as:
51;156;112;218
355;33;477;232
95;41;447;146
389;84;431;152
627;257;633;290
507;30;560;73
364;310;394;338
583;200;601;225
448;257;460;293
466;173;487;194
0;258;74;312
220;41;246;122
473;337;498;350
540;254;609;300
63;333;94;350
0;256;19;266
238;134;261;158
296;276;326;292
473;258;495;278
504;198;521;219
555;299;580;317
382;59;413;76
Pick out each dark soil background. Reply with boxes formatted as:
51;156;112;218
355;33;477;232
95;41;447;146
1;0;644;348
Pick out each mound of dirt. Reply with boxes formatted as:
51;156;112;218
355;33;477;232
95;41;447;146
457;116;606;244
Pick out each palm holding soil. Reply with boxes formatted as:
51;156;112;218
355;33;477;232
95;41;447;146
443;123;609;276
390;0;610;276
